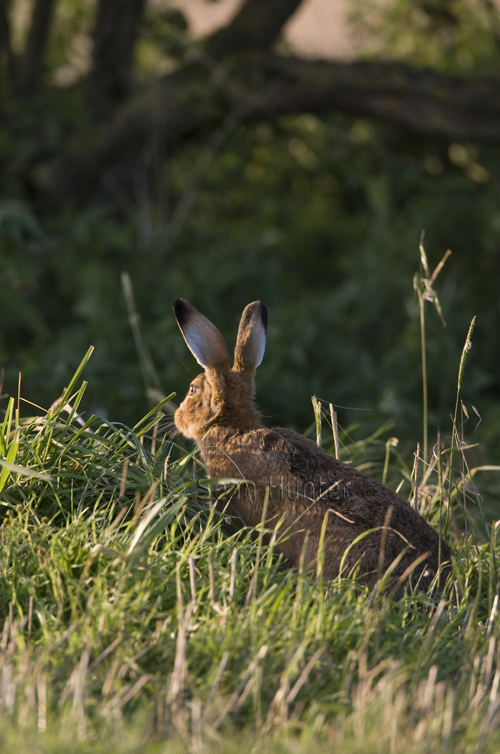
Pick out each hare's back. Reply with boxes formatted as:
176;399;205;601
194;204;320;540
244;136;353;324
268;427;452;579
270;428;446;545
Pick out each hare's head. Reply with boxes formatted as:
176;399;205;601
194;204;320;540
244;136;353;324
173;299;267;441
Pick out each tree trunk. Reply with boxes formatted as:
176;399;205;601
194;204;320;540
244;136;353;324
16;0;56;97
0;0;15;94
206;0;304;58
0;0;10;58
86;0;146;121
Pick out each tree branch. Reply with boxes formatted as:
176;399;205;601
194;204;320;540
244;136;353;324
86;0;146;120
41;52;500;207
254;54;500;140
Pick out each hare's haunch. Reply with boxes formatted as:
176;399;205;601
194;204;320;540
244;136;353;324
173;298;452;596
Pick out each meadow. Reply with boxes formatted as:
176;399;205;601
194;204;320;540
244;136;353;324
2;2;500;750
0;332;499;754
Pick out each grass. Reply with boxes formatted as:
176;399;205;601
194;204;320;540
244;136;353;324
0;355;499;753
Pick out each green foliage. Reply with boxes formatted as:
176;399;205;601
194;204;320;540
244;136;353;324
44;0;95;87
0;200;46;352
3;105;500;466
350;0;500;73
2;0;500;475
136;5;190;77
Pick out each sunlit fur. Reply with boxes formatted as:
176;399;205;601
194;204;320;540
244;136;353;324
175;371;261;442
173;299;452;597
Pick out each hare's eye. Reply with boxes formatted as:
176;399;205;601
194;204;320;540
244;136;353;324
189;384;199;396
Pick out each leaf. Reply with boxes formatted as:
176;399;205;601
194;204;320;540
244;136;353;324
0;434;19;495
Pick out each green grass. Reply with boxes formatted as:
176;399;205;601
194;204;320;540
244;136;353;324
0;364;499;753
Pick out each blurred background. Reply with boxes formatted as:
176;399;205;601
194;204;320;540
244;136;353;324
1;0;500;466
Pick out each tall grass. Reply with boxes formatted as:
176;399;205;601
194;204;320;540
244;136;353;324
0;304;499;751
413;237;451;464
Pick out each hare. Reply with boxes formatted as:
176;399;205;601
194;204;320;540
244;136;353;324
173;298;452;596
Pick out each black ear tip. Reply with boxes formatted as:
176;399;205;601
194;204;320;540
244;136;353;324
259;302;268;332
173;298;191;326
250;301;267;332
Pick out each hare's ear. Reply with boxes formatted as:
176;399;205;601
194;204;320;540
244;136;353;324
233;301;267;375
173;299;229;375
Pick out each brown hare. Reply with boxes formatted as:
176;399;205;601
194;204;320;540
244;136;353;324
173;298;452;597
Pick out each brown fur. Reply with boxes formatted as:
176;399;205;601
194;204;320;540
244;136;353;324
173;298;452;597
